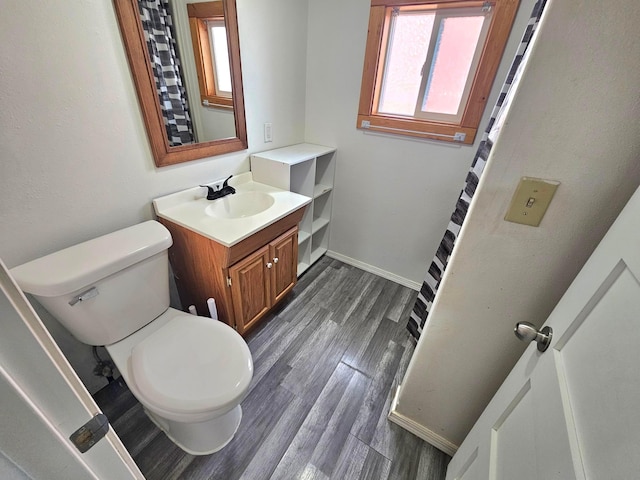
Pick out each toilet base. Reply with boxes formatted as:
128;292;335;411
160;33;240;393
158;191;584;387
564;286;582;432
144;405;243;455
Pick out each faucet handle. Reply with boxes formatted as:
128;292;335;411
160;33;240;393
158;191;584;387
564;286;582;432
222;175;236;194
200;185;218;200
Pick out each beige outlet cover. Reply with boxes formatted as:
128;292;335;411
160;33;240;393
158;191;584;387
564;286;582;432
504;177;560;227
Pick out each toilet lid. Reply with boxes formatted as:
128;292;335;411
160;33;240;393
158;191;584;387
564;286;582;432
129;315;253;415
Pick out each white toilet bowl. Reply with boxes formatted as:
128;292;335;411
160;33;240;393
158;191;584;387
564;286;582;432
107;308;253;455
9;221;254;455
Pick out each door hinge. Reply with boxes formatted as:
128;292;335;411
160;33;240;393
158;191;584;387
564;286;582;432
227;277;232;287
70;413;109;453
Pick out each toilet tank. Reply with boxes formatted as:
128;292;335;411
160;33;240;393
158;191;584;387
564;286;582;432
11;221;173;346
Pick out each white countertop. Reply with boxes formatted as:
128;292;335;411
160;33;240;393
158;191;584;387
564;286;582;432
153;173;311;247
250;143;336;165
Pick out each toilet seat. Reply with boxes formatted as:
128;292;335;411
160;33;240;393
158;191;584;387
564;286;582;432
129;314;253;416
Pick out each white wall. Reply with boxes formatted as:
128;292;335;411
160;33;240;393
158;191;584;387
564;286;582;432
0;453;30;480
395;0;640;449
304;0;536;287
0;0;308;392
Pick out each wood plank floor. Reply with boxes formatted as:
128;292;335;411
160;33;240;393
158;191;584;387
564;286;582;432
94;257;450;479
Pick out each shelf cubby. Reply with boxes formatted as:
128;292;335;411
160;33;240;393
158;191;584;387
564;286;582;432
313;183;332;199
311;225;330;264
298;230;311;245
251;143;336;276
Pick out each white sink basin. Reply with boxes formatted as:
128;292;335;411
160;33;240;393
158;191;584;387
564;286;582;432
153;172;312;247
205;191;275;219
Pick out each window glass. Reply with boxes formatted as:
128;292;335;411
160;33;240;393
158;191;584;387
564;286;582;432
421;15;485;116
377;6;491;123
378;11;434;116
207;20;232;95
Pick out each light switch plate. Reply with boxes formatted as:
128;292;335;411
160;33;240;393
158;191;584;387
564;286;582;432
264;122;273;143
504;177;560;227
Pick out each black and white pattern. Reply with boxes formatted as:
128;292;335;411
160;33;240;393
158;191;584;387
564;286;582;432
407;0;548;340
138;0;194;146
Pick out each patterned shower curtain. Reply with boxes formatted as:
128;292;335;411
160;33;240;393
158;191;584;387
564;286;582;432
407;0;548;339
138;0;195;146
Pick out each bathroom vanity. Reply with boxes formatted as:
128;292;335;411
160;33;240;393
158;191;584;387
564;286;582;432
153;173;311;334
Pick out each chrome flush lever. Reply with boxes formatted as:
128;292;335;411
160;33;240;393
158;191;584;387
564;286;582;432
69;287;99;306
514;321;553;352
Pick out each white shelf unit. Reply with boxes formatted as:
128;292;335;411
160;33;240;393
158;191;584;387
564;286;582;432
251;143;336;276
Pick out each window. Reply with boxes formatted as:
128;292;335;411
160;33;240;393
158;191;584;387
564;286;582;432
188;2;233;109
357;0;519;144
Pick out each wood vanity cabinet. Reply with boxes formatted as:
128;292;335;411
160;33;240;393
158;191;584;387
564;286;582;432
229;227;298;333
159;208;303;335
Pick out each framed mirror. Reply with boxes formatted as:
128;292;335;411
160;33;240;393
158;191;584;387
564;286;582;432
114;0;247;167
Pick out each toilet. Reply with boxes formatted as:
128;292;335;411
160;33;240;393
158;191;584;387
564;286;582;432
10;220;253;455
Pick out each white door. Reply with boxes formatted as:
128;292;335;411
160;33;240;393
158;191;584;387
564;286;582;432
0;259;144;479
446;185;640;480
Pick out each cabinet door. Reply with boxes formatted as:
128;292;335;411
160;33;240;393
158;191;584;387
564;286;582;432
229;245;271;335
270;227;298;304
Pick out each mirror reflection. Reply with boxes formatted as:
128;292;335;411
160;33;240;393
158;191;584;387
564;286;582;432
139;0;237;146
114;0;247;167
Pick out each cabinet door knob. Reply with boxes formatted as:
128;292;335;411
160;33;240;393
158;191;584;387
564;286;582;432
273;257;279;264
266;262;273;269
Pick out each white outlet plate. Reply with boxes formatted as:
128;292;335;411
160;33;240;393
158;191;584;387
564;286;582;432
264;123;273;143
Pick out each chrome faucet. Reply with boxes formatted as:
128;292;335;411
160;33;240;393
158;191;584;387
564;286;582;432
201;175;236;200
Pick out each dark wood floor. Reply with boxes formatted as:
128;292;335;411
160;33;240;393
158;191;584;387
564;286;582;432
95;257;450;479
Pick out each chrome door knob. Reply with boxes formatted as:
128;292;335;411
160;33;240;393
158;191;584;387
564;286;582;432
266;262;273;269
273;257;279;264
514;322;553;352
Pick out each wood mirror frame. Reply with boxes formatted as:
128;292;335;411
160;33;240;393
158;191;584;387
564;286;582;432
114;0;247;167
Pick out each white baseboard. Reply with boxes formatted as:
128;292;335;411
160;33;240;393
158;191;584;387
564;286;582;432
388;386;458;457
325;251;421;291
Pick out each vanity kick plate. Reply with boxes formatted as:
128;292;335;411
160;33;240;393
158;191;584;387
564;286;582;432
504;177;560;227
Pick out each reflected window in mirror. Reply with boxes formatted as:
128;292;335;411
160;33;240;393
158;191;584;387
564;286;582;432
188;3;234;110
